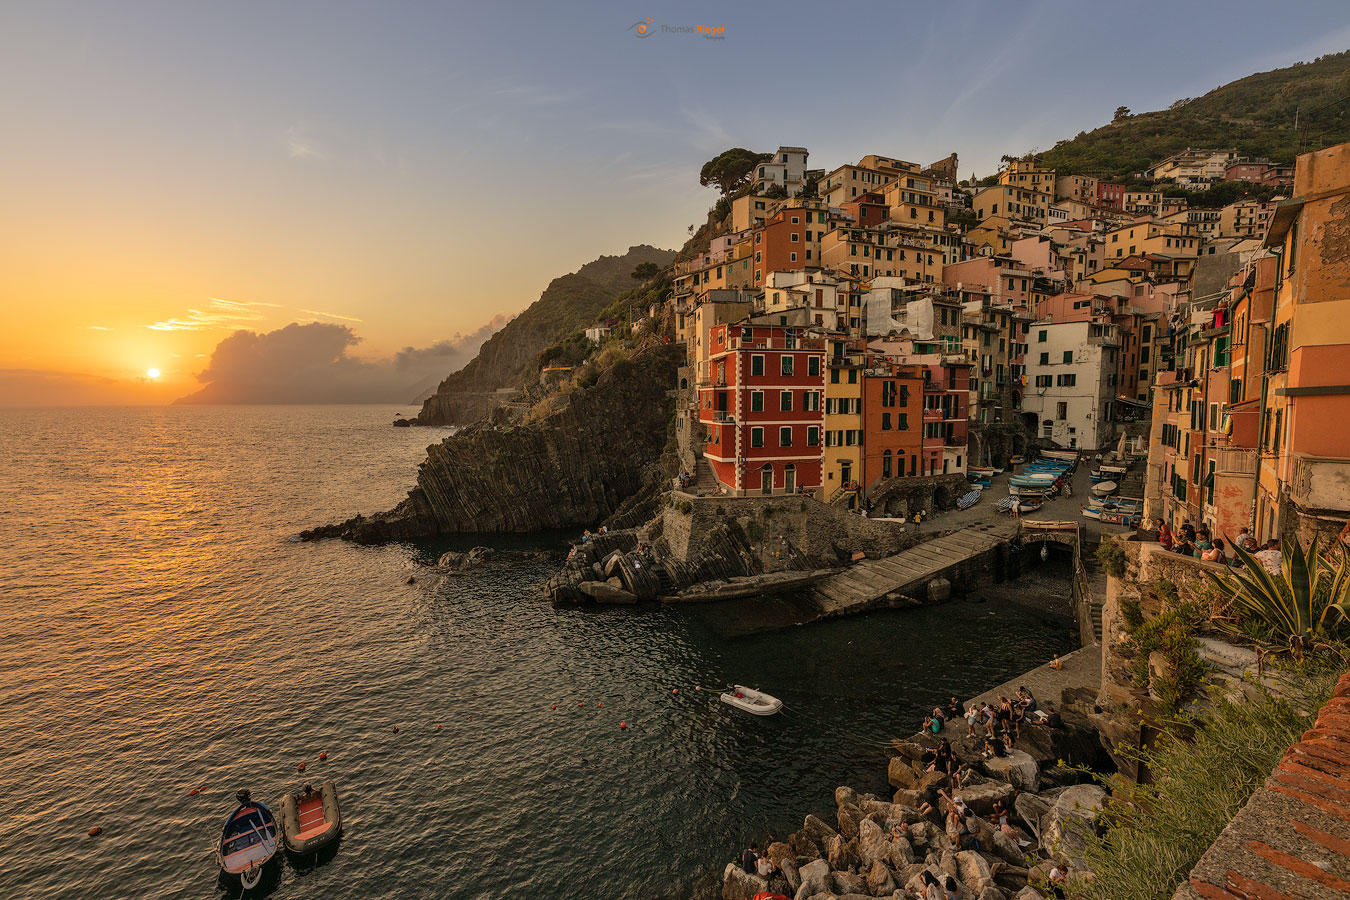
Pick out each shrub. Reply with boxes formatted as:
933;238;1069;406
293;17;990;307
1121;595;1145;631
1097;537;1127;577
1070;660;1340;900
678;501;693;515
1124;601;1208;716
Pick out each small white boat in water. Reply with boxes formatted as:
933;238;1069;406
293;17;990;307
218;790;279;890
720;685;782;716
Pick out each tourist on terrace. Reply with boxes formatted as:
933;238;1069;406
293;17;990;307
1202;538;1227;565
1043;705;1063;728
1181;521;1196;544
1172;532;1195;556
1255;539;1283;575
1157;519;1173;551
1017;685;1037;713
1193;528;1214;558
980;702;997;737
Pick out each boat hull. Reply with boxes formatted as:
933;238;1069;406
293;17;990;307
281;779;342;855
720;685;782;716
217;800;279;884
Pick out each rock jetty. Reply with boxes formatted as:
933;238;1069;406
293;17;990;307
721;702;1109;900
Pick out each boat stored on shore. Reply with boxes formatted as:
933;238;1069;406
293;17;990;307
281;780;342;855
217;790;279;889
720;685;782;716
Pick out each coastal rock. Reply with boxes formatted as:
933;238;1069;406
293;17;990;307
794;858;830;900
891;739;930;762
1014;792;1052;842
939;850;960;881
765;841;794;871
888;756;919;789
803;814;838;846
827;834;861;871
304;343;681;542
720;862;767;900
926;577;952;603
789;830;822;860
1041;784;1106;869
893;788;922;808
778;857;801;893
856;819;890;869
836;786;860;807
988;824;1029;866
831;871;867;894
948;780;1014;816
1014;886;1048;900
577;581;637;604
982;749;1040;792
866;859;898;895
955;850;996;895
837;801;864;839
978;887;1006;900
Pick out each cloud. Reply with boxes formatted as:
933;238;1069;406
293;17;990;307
284;122;326;161
300;308;364;323
88;325;111;331
147;297;279;332
173;317;510;405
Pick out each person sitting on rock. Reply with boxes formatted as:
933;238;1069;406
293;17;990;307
581;529;592;544
1043;705;1063;728
921;870;944;900
740;842;758;874
945;874;964;900
1157;518;1173;551
1048;654;1064;671
1017;686;1037;713
983;736;1009;759
946;696;961;721
990;798;1010;828
755;849;774;879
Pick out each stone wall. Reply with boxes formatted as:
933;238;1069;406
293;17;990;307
663;491;914;571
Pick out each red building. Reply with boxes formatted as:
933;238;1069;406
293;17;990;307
861;361;924;488
919;360;972;476
839;191;889;229
699;323;825;495
1097;182;1124;211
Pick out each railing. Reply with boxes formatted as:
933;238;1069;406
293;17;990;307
1214;447;1258;475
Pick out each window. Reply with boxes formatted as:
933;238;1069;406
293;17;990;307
847;369;857;384
751;355;764;376
882;412;892;431
1035;375;1052;387
750;391;763;412
1038;330;1047;343
1063;351;1073;364
808;356;820;377
781;356;794;376
807;426;819;446
750;427;764;448
882;450;893;478
790;233;799;242
780;391;793;412
1056;374;1077;387
897;413;908;430
1056;402;1067;420
1039;352;1049;365
779;427;792;447
830;369;840;384
804;391;820;412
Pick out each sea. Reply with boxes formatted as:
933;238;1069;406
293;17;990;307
0;405;1076;900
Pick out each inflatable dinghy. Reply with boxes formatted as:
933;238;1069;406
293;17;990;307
721;685;783;716
281;780;342;855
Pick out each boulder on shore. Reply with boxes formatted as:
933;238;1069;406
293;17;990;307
982;748;1040;792
577;580;638;604
720;862;766;900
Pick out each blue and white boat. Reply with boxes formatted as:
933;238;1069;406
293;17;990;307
956;488;982;510
217;790;280;890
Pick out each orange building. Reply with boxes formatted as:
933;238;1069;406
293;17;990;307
861;361;924;489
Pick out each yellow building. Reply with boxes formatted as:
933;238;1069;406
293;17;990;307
973;185;1048;224
881;174;946;229
998;159;1055;196
1103;222;1198;259
823;335;865;502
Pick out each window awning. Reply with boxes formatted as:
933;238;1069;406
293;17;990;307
1263;198;1305;249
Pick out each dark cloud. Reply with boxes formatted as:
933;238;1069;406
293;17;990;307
174;317;509;404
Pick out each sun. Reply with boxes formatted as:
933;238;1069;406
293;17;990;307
146;368;161;379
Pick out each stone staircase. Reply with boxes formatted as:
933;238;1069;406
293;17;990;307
1079;537;1105;642
693;458;718;494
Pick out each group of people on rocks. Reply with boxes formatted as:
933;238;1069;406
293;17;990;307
1156;520;1281;573
740;841;778;880
917;689;1062;778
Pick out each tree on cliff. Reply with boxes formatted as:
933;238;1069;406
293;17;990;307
631;261;661;282
1113;105;1131;122
699;148;769;196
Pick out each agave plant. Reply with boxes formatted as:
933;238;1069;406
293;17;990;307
1208;536;1350;655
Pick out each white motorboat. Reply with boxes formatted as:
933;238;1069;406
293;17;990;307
1092;480;1118;496
720;685;783;716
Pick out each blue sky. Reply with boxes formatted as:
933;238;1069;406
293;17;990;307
3;0;1349;382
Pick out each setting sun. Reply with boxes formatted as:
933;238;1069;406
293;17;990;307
146;368;160;379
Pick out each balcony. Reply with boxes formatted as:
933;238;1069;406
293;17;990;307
1214;447;1258;476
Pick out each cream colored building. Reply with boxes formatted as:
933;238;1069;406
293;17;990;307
998;159;1055;196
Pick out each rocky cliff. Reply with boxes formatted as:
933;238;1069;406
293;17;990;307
414;245;674;425
304;343;680;542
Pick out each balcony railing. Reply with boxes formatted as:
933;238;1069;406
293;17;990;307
1214;447;1258;476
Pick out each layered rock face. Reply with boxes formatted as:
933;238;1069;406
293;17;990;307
305;345;679;542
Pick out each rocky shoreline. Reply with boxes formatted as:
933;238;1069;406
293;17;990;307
720;669;1109;900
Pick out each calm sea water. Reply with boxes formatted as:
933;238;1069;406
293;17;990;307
0;406;1075;900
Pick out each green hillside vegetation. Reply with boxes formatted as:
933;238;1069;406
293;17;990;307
1033;51;1350;179
425;245;674;397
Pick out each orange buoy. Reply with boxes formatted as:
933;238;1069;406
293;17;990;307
597;702;603;708
188;788;199;796
695;686;701;691
297;762;306;773
436;724;442;731
468;716;473;721
579;701;585;707
88;826;102;837
672;688;679;695
620;722;627;729
318;751;328;761
551;704;557;710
